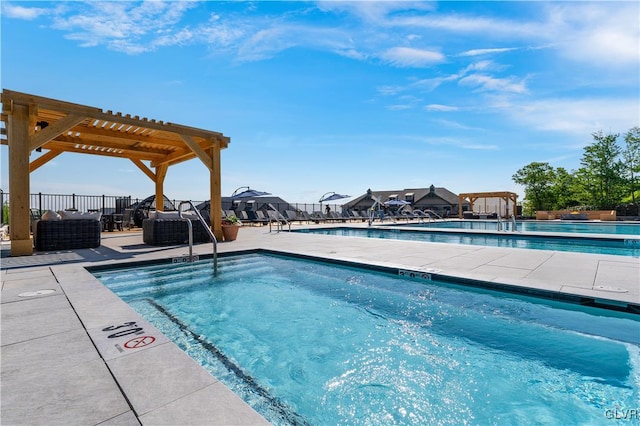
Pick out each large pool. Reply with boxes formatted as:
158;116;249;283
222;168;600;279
94;253;640;425
296;227;640;257
402;220;640;235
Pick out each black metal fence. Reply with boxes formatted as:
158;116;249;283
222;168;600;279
0;190;345;225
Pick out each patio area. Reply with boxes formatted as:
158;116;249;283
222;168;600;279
1;223;639;425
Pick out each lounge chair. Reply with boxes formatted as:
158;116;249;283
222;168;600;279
254;210;271;225
301;211;322;223
285;210;303;223
330;211;347;222
313;211;331;222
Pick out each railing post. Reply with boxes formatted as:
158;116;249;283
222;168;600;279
102;194;105;213
0;189;4;224
38;192;42;213
72;193;76;210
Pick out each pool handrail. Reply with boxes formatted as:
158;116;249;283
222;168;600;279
178;200;218;276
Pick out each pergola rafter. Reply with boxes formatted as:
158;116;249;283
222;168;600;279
1;89;229;256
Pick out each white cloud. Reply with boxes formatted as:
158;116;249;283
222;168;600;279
543;3;639;69
1;3;48;20
432;119;486;132
425;104;459;112
459;74;528;94
50;2;199;54
387;104;413;111
494;97;640;136
316;1;435;24
393;14;542;39
381;47;444;67
236;24;354;62
463;60;504;73
459;47;518;57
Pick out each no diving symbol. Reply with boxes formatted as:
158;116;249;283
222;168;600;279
124;335;156;349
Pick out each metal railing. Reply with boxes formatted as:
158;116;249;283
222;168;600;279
267;203;290;233
178;201;217;276
0;190;455;226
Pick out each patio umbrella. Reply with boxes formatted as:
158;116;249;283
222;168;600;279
230;186;272;199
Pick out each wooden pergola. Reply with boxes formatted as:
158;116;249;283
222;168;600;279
1;89;229;256
458;191;518;219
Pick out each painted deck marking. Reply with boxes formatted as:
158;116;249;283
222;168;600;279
124;335;156;349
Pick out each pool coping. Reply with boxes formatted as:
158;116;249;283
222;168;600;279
298;223;640;243
88;248;640;314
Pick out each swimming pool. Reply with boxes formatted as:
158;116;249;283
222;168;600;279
402;220;640;235
296;227;640;257
94;253;639;425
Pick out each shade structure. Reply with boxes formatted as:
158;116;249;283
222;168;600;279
230;186;271;199
1;89;230;255
319;192;351;203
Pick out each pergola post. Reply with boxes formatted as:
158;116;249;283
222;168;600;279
155;165;168;212
210;143;223;241
7;103;34;256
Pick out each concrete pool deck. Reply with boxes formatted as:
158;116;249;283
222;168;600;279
2;222;639;425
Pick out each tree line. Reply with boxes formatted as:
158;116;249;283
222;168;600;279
512;127;640;216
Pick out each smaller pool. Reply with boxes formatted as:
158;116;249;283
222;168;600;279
400;220;640;235
94;253;640;426
296;227;640;257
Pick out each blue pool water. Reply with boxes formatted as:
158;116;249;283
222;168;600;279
402;220;640;235
94;254;640;425
296;227;640;257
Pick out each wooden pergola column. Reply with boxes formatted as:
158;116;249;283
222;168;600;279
155;165;168;212
7;103;33;256
210;143;223;241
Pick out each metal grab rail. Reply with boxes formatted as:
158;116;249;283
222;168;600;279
497;215;503;231
268;203;290;232
178;201;218;276
423;209;444;221
368;195;384;227
510;214;517;232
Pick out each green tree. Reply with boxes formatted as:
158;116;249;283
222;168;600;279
623;126;640;204
575;131;625;209
512;162;556;212
551;167;581;209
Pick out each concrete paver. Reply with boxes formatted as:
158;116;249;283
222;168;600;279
1;223;638;424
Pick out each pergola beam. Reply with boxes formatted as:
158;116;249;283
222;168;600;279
30;149;63;172
130;158;157;182
29;114;87;151
179;134;213;171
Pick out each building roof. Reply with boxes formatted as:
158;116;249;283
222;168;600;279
343;186;463;209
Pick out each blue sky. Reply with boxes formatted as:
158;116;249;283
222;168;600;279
1;1;638;204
